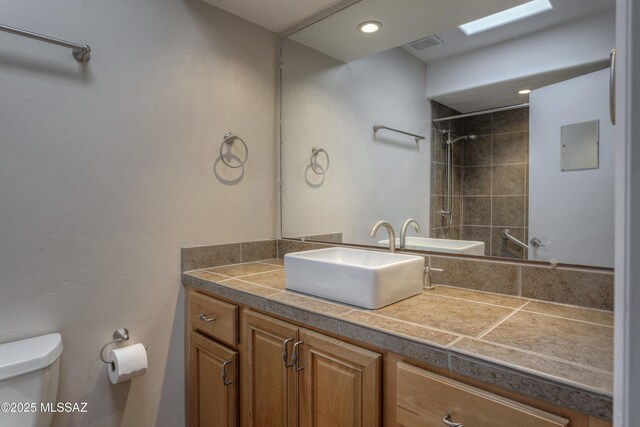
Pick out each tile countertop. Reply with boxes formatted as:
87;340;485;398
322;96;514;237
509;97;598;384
182;259;613;420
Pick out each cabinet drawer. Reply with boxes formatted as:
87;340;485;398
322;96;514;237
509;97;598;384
396;362;569;427
190;292;238;346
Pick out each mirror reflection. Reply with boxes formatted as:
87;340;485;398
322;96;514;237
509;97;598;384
281;0;615;268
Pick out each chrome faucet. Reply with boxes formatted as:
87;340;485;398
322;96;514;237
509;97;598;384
399;219;420;249
369;220;396;253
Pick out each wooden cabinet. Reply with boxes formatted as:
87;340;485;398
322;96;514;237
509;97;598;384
186;288;611;427
189;331;238;427
242;310;299;427
241;310;381;427
396;362;568;427
298;330;381;427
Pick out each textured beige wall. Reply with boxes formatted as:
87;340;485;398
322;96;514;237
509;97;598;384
0;0;277;425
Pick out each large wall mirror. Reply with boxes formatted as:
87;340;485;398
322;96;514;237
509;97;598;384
280;0;615;269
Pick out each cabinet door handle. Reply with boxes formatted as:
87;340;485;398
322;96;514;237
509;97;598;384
199;313;216;322
442;414;463;427
610;48;616;125
221;360;233;386
282;338;294;368
292;341;304;372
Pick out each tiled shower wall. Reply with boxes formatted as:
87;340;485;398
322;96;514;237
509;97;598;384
431;101;530;259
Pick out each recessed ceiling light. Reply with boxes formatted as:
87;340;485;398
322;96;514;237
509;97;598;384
358;21;382;34
519;89;532;95
459;0;553;36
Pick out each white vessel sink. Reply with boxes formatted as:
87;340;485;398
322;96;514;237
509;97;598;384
284;247;424;309
378;237;485;256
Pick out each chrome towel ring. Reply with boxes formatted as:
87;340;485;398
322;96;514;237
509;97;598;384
310;147;329;175
220;132;248;168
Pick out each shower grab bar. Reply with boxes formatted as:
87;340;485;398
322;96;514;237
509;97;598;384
373;124;425;143
501;229;529;250
0;23;91;62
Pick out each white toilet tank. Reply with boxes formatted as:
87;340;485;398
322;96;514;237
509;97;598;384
0;333;63;427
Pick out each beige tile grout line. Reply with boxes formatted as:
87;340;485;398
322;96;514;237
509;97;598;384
476;300;531;340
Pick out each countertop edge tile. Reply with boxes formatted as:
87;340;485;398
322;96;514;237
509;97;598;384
182;271;612;420
448;352;613;420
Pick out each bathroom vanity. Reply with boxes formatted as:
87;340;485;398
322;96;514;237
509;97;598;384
183;256;612;427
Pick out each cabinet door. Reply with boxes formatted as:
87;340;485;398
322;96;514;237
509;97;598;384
189;332;238;427
298;329;381;427
242;310;299;427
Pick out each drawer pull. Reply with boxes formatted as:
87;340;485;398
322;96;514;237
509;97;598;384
199;313;216;322
292;341;304;372
282;338;294;368
221;360;233;386
442;414;463;427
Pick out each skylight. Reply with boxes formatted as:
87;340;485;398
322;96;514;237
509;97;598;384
459;0;554;36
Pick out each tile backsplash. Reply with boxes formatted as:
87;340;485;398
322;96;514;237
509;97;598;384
182;238;613;311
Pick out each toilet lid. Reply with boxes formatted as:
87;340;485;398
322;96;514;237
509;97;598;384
0;333;63;381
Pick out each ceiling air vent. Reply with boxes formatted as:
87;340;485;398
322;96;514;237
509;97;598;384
407;35;443;51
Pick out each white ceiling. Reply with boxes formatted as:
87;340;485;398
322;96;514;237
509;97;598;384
432;59;610;112
288;0;528;62
201;0;343;32
408;0;615;63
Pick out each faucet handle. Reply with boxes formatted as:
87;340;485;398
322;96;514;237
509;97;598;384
423;267;444;290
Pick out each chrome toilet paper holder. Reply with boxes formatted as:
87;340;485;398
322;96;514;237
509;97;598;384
100;328;130;364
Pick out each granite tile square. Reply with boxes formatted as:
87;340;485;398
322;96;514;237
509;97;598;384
462;196;491;225
306;233;343;243
453;166;463;196
183;275;268;311
337;320;450;369
463;166;491;195
522;301;613;326
482;311;613;371
521;267;614;310
184;270;230;282
452;338;613;395
431;131;447;163
217;279;282;297
277;239;315;258
207;262;281;277
269;291;353;316
492;108;528;134
240;269;287;290
492;164;526;195
492;132;527;164
431;162;446;195
258;258;285;267
342;310;459;346
241;240;277;262
464;113;492;136
430;226;461;240
464;136;492;166
461;226;491;255
430;256;518;295
373;293;514;337
431;286;528;309
492;196;525;227
491;227;527;259
181;243;241;272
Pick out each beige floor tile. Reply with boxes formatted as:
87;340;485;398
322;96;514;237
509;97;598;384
431;286;528;309
270;292;352;316
522;301;613;326
240;269;287;289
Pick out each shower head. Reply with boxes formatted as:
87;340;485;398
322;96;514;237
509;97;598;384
448;134;478;144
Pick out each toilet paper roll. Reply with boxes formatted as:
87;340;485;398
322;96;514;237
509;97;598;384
108;343;147;384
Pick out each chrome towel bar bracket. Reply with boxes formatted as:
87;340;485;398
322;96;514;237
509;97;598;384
220;132;248;168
